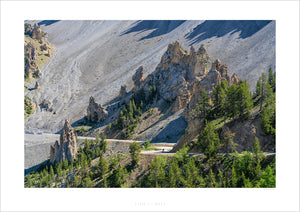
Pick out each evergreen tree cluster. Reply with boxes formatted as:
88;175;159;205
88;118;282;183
255;68;276;135
136;141;275;188
193;79;253;122
114;86;158;138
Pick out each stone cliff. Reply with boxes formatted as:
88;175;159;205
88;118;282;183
50;119;77;163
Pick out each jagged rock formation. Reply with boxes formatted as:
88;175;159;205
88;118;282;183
50;119;77;163
131;42;238;114
87;96;108;123
132;66;144;92
24;42;42;79
39;99;54;112
118;85;127;98
127;42;240;151
25;23;43;41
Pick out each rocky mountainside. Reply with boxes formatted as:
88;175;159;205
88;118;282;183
24;20;275;135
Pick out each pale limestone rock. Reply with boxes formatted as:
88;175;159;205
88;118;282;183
50;120;77;163
87;96;108;123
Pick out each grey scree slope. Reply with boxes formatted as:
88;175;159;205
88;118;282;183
24;20;275;134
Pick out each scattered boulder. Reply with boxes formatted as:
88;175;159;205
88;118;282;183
50;119;77;163
40;99;54;112
87;96;108;123
34;82;39;89
41;43;48;51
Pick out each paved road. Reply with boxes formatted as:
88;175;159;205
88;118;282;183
24;133;275;171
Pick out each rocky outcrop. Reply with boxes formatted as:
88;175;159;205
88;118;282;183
25;23;43;41
126;42;241;152
118;85;127;98
40;99;54;112
231;73;239;85
24;42;42;79
34;82;39;89
132;42;211;109
50;119;77;163
41;43;48;51
87;96;108;123
132;66;144;92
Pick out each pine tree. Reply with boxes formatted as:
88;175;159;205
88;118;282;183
236;80;253;119
129;142;141;167
168;159;182;187
185;158;199;188
226;84;239;119
259;73;273;112
74;175;79;187
222;127;237;154
268;67;275;92
213;80;228;115
255;77;262;97
252;137;262;160
231;166;238;187
98;153;108;179
258;166;275;188
217;170;224;188
198;123;220;158
196;89;210;119
261;103;276;135
242;172;253;188
206;169;216;187
148;156;167;187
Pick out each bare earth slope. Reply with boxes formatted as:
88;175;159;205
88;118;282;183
25;20;275;134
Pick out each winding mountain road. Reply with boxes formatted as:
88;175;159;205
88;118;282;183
25;133;275;172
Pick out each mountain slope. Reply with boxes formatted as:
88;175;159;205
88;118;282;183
24;20;275;134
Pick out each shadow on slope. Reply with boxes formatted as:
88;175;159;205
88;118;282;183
121;20;186;41
38;20;60;26
150;115;187;143
25;160;49;176
185;20;272;45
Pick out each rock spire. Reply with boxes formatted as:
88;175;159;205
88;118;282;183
50;119;77;163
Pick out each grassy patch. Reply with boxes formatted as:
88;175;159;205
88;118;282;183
209;116;232;129
24;96;34;119
74;126;92;135
24;35;55;69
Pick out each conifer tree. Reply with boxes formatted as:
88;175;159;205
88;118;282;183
98;153;108;179
198;123;220;158
268;67;275;92
231;166;238;187
206;169;216;187
255;76;262;97
168;159;182;187
226;84;239;119
129;142;141;167
196;89;210;119
252;137;262;159
217;170;224;188
259;73;273;112
213;80;228;115
185;158;199;188
236;80;253;119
